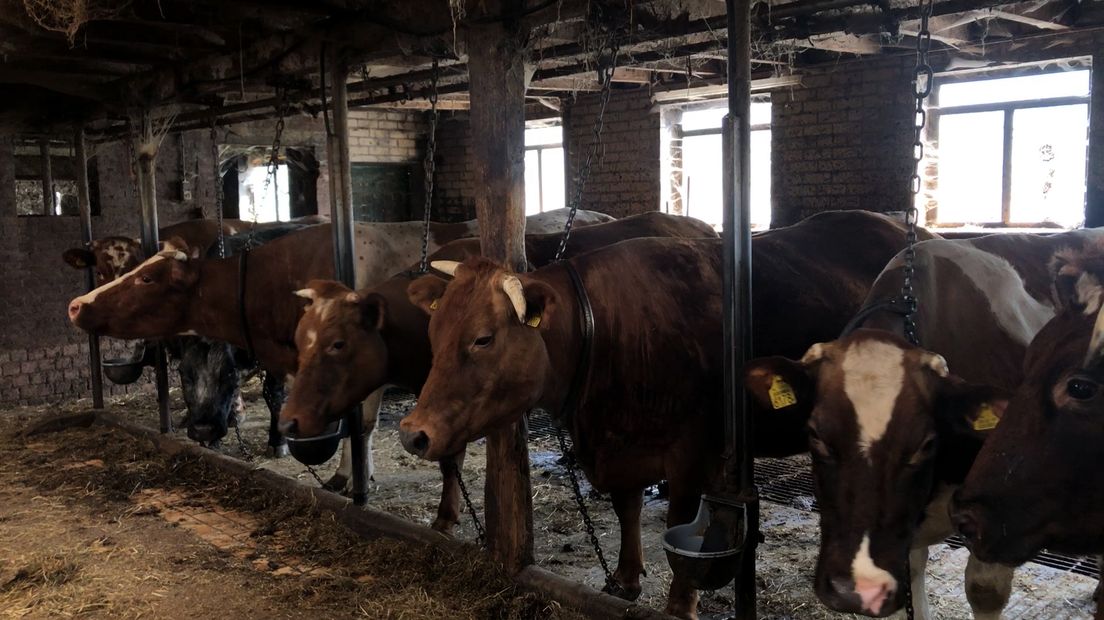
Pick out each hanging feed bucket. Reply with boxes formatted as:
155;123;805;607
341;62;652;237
662;494;747;591
286;418;346;465
101;341;153;385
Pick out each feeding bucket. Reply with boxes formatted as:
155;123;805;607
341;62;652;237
286;418;346;465
662;494;747;591
101;341;154;385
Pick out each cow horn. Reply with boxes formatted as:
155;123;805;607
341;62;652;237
431;261;462;277
156;249;188;261
294;288;317;301
800;342;828;365
345;292;360;303
1085;306;1104;367
922;352;949;377
501;275;527;323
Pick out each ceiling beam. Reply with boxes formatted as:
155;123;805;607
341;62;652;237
988;9;1069;30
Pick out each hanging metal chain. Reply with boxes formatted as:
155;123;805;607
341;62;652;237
419;60;441;274
554;36;619;263
900;0;934;350
255;88;287;246
555;426;619;594
451;460;485;546
211;124;227;259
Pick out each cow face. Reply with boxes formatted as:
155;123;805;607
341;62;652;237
953;250;1104;564
67;242;201;338
278;280;388;438
178;337;240;446
399;258;557;461
62;237;144;285
744;330;1004;617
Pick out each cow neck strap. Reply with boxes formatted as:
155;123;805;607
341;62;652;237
237;249;257;360
558;261;594;423
839;297;916;340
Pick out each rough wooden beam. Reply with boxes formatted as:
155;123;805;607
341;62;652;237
989;9;1069;30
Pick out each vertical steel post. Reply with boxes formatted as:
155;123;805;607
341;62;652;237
724;0;757;617
329;52;369;507
74;127;104;409
134;113;172;434
40;138;53;215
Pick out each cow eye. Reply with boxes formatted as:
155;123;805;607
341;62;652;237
139;274;153;284
1066;377;1099;401
328;340;346;353
473;335;494;348
807;426;834;462
909;434;937;466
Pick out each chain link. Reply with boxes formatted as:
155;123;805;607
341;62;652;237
419;60;441;274
256;88;287;247
451;460;486;546
211;124;227;259
555;426;619;594
900;0;933;350
554;37;619;263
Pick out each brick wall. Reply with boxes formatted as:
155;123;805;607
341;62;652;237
348;109;426;164
431;114;477;221
771;56;916;227
562;86;662;218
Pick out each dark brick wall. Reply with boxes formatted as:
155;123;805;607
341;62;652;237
771;56;916;227
431;114;477;222
563;86;661;218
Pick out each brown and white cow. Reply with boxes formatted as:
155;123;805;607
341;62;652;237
952;240;1104;618
277;212;717;528
397;211;928;618
66;210;613;469
742;232;1104;619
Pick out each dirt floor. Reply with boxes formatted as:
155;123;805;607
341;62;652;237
5;376;1099;619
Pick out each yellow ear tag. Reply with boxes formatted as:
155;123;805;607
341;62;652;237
768;375;798;410
526;314;542;328
972;404;1000;431
429;299;438;311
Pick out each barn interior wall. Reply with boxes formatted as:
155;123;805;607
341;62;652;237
770;55;917;227
1089;51;1104;227
431;114;477;222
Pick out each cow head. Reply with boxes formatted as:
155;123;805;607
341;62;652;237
399;258;557;460
62;237;144;285
278;280;389;438
744;330;1005;617
177;336;241;446
67;238;202;338
953;247;1104;564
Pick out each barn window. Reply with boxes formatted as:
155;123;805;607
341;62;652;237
929;65;1091;229
663;99;771;231
13;136;99;217
524;122;566;215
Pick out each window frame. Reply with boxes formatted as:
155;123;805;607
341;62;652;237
929;67;1091;229
523;122;565;215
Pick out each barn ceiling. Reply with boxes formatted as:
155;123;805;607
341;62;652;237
0;0;1098;136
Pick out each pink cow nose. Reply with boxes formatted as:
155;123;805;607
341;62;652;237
854;578;893;616
68;300;83;322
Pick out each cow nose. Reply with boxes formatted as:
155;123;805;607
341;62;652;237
279;418;298;437
68;300;83;322
399;429;430;457
854;577;894;616
953;507;981;543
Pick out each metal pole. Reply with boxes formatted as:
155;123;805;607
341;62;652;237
329;52;369;507
724;0;757;617
74;127;104;409
133;113;172;434
40;138;53;215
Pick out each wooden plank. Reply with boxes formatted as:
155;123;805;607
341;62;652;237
466;5;535;574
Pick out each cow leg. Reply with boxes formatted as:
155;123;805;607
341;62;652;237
964;553;1013;620
262;372;289;458
605;488;645;601
907;546;933;620
432;451;467;533
664;481;704;620
323;388;382;493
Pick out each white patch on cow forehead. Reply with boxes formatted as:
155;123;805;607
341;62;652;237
851;533;897;595
74;255;167;304
305;329;317;350
842;339;905;455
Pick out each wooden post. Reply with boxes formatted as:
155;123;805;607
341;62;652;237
40;138;53;215
133;112;172;434
724;0;758;617
74;127;104;409
1087;51;1104;228
328;52;369;507
467;7;535;572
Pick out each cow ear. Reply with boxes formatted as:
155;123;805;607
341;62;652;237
407;275;449;316
360;293;387;331
63;248;97;269
744;356;816;419
520;278;557;330
937;377;1010;439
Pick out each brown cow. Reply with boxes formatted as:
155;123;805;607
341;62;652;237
277;212;717;529
952;239;1104;618
397;211;926;618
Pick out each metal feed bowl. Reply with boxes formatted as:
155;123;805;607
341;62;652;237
101;358;145;385
286;419;346;465
662;494;747;591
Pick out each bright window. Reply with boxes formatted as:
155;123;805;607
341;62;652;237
239;163;290;223
524;124;566;215
665;100;772;231
932;68;1090;228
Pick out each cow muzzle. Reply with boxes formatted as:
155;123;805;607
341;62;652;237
819;576;898;617
399;428;430;458
68;299;85;324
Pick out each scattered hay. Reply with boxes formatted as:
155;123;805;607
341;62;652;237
20;0;131;44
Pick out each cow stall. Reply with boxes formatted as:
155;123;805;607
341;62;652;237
1;1;1103;619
